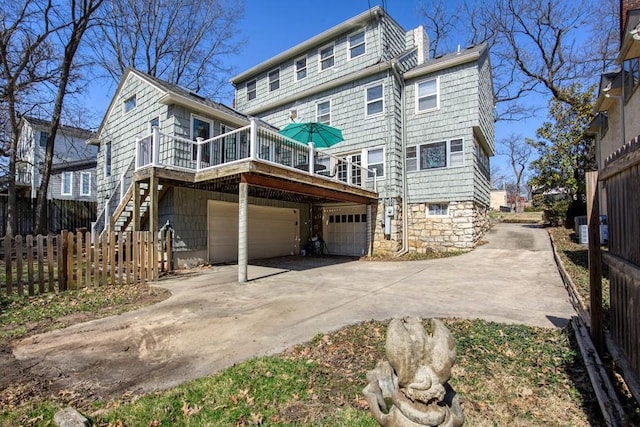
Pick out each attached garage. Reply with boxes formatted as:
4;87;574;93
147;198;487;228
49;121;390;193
322;205;369;256
208;200;300;263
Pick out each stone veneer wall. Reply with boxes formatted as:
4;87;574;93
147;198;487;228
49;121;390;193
372;199;402;255
372;200;490;254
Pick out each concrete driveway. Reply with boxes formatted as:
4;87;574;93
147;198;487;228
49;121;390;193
13;223;575;399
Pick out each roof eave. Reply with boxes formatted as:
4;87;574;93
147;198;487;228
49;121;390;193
158;92;248;127
402;48;482;80
230;6;385;84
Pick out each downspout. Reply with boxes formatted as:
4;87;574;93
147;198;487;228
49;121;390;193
391;61;409;256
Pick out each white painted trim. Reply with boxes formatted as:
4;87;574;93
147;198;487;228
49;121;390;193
123;94;137;115
80;172;92;196
318;42;336;72
61;171;73;196
294;55;308;82
268;68;280;92
415;76;440;114
364;81;384;119
363;145;385;179
348;29;366;60
315;99;332;125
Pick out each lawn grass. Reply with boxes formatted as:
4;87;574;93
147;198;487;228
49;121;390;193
1;319;602;426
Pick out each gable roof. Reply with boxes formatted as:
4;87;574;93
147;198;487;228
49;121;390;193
403;43;488;80
230;6;392;84
96;68;251;138
21;116;95;141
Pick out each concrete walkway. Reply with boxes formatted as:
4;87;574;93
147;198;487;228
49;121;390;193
13;223;575;399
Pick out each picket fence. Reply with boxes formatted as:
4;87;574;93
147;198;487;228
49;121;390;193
1;231;172;297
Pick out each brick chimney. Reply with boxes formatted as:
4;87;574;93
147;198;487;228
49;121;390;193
621;0;640;41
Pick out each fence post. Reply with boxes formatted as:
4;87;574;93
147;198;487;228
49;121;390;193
60;230;68;291
4;236;12;295
586;171;603;353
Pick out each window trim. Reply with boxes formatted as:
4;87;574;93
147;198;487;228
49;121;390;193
123;94;137;114
365;82;384;118
415;77;440;113
268;68;280;92
348;29;366;60
104;141;112;178
61;172;73;196
365;146;385;180
80;172;92;196
426;203;450;217
406;138;465;171
318;43;335;71
316;99;331;125
148;116;160;134
294;56;307;82
246;79;257;101
190;114;213;162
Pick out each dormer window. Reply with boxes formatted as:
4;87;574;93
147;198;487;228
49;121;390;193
319;44;335;71
124;95;136;113
268;69;280;92
247;80;257;101
295;56;307;81
349;30;366;59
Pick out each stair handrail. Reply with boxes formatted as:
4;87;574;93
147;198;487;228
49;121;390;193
92;156;136;236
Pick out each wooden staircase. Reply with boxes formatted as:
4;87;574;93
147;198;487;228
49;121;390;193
108;181;168;232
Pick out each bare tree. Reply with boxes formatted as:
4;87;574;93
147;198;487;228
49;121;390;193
417;0;460;58
90;0;245;99
33;0;104;235
456;0;619;120
498;133;532;212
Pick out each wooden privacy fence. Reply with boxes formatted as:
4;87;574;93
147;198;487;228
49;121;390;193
598;136;640;403
1;231;172;297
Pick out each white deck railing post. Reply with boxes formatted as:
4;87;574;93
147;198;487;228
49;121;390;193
152;127;160;166
120;174;125;202
196;137;203;171
135;137;140;169
250;118;258;160
308;142;315;174
104;202;110;232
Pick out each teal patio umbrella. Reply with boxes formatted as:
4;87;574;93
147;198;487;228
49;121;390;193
278;122;344;148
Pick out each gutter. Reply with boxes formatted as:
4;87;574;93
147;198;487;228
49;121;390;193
391;60;409;257
158;92;249;127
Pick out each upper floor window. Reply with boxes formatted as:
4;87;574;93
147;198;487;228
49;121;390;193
268;68;280;92
191;115;212;161
124;95;136;113
104;142;112;177
365;84;384;117
406;139;465;171
349;30;366;59
623;57;640;101
39;131;49;147
61;172;73;196
246;80;257;101
416;78;439;112
295;56;307;81
316;100;331;124
80;172;91;196
319;44;335;71
366;147;384;179
474;138;490;179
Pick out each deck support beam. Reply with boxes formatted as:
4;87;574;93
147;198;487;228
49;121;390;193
238;181;248;283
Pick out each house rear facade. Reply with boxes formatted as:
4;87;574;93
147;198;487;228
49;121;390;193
231;6;494;254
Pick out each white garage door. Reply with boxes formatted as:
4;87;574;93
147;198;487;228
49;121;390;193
208;201;299;263
323;206;368;256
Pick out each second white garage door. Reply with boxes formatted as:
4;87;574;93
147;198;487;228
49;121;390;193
208;201;299;263
323;205;368;256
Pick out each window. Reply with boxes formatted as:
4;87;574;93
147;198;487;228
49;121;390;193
406;139;465;171
416;78;439;112
319;44;335;70
337;154;362;185
474;138;490;179
295;56;307;81
349;30;366;59
148;117;160;133
367;147;384;179
316;100;331;124
80;172;91;196
427;203;449;216
39;131;48;147
124;95;136;113
191;115;212;161
104;142;112;177
624;58;640;101
246;80;256;101
268;69;280;92
366;84;384;117
61;172;73;196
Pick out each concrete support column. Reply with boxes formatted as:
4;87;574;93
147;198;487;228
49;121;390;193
367;204;373;256
149;171;158;234
238;181;248;283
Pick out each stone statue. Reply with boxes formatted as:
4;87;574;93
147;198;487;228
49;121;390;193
363;318;464;427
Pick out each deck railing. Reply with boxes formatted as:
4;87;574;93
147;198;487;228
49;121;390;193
134;119;377;192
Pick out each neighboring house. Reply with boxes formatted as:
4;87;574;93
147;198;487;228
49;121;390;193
14;116;97;201
589;4;640;215
231;6;495;254
94;7;494;275
490;189;508;211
